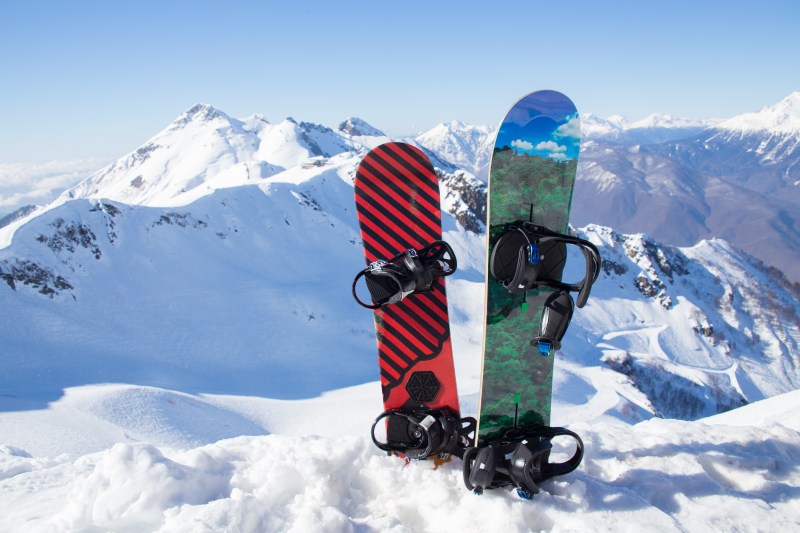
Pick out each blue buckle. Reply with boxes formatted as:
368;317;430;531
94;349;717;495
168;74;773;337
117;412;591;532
528;243;540;265
537;340;552;357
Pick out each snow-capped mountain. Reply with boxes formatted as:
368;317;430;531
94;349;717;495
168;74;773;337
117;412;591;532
61;104;358;208
337;117;386;137
0;105;487;398
414;120;496;179
582;113;718;145
3;96;799;401
2;98;800;532
574;92;800;284
716;91;800;134
2;99;799;412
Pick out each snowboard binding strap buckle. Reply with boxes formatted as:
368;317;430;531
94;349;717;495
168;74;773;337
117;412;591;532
462;425;584;497
353;240;457;309
371;408;476;460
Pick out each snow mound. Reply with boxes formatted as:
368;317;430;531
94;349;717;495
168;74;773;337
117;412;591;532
2;389;799;532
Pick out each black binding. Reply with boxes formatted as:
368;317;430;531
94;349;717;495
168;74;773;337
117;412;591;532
462;425;584;498
490;222;600;308
490;222;601;356
353;240;457;309
371;408;476;460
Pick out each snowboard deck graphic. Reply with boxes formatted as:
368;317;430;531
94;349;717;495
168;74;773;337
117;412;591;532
354;142;460;419
476;91;580;445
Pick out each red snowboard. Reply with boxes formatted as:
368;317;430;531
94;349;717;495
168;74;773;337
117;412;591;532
354;142;461;425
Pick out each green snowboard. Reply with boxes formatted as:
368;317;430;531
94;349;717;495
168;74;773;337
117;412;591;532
476;90;581;445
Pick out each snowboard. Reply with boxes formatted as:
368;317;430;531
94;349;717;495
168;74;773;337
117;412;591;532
476;90;581;445
353;142;461;438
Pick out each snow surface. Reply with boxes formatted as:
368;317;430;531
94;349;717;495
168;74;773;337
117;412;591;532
2;381;799;531
2;233;799;532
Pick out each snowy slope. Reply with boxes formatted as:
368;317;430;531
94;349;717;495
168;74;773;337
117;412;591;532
0;179;378;399
565;226;800;421
3;196;797;418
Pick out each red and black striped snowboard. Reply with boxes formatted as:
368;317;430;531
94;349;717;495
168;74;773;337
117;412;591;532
354;142;460;426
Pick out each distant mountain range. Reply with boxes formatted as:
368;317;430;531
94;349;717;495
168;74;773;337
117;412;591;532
574;92;800;284
412;92;800;285
1;95;799;421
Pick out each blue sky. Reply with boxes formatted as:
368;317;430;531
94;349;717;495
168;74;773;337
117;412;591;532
1;0;798;165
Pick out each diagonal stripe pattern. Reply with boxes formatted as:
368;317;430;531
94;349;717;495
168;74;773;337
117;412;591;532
354;143;452;401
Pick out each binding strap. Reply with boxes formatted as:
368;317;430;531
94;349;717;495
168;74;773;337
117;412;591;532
353;240;457;309
490;223;601;308
462;425;584;498
371;408;476;460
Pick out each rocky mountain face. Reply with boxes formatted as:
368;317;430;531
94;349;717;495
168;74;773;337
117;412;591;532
573;225;799;420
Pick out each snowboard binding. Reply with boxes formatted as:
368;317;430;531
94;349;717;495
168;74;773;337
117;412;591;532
371;408;477;460
490;222;601;355
490;222;601;306
462;425;584;498
352;240;457;309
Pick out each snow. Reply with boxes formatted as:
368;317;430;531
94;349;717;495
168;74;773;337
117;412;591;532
414;120;496;179
581;112;719;143
2;382;799;531
2;98;800;531
717;92;800;134
2;223;798;531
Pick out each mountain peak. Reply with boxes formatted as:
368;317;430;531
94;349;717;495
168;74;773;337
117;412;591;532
170;103;231;130
415;121;495;179
717;92;800;134
337;117;385;137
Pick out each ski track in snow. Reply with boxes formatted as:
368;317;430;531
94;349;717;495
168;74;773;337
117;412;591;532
599;324;736;375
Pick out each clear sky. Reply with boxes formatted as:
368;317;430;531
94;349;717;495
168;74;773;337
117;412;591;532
1;0;799;165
